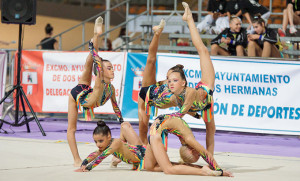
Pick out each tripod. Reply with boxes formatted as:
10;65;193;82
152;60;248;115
0;24;46;136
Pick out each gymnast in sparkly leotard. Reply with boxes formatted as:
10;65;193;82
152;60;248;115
142;2;233;177
160;2;218;156
75;121;146;172
67;16;123;167
138;19;198;145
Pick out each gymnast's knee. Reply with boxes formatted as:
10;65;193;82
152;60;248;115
150;134;162;143
121;122;132;130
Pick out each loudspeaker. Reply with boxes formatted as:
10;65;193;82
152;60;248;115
1;0;36;25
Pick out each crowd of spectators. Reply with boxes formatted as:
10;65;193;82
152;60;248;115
195;0;299;58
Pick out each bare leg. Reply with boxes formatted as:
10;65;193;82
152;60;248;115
287;4;295;27
112;122;143;167
282;9;288;32
262;41;280;57
236;45;245;56
79;17;105;108
166;117;220;170
248;40;262;57
138;19;165;144
67;16;103;167
78;16;103;86
211;44;230;56
205;117;216;155
149;134;221;176
261;41;272;57
293;13;300;25
67;95;81;166
144;143;165;172
138;97;150;145
182;3;215;90
182;3;217;158
141;19;165;87
120;122;143;145
270;44;281;58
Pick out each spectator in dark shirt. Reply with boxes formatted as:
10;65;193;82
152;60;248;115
211;16;247;56
211;0;243;34
197;0;227;34
247;15;282;58
239;0;270;34
278;0;300;36
40;24;58;50
226;0;242;20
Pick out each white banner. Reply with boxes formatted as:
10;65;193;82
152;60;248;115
0;51;7;117
42;52;126;114
155;54;300;135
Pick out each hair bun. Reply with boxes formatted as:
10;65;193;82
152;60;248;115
176;64;184;69
253;13;262;19
97;121;106;127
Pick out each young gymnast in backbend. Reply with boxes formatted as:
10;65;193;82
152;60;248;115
67;16;124;167
75;120;231;177
138;20;199;145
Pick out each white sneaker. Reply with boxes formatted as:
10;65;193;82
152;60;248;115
290;26;297;34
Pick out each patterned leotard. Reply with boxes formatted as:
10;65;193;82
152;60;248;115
75;42;123;122
149;114;222;171
169;82;214;122
145;83;176;115
82;139;146;171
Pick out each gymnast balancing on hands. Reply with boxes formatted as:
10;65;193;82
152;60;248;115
67;16;124;167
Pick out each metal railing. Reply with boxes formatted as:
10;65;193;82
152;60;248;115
36;0;131;50
72;10;149;51
36;0;291;53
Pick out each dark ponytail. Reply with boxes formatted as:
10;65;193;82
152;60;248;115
169;64;187;87
93;121;111;136
45;24;53;34
252;14;265;27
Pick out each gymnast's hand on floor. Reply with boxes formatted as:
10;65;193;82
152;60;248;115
223;170;234;177
74;166;89;172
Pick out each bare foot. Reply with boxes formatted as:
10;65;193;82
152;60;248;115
182;2;193;22
110;156;122;168
153;19;165;35
94;16;103;35
74;159;82;167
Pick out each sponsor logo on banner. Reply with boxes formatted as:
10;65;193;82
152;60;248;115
131;67;144;103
